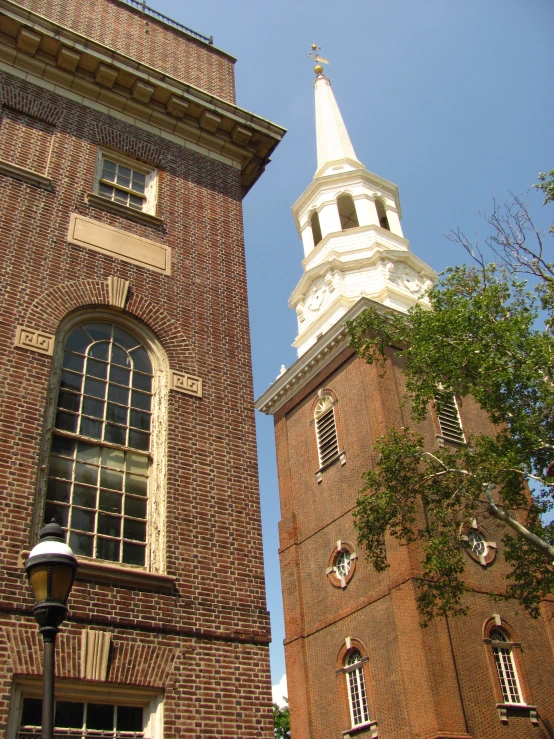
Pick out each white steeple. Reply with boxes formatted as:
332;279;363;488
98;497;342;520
314;74;360;175
289;68;436;357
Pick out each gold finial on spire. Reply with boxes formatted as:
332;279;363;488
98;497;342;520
307;43;329;75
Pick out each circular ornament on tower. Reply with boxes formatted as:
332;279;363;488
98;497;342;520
460;519;497;566
326;540;357;589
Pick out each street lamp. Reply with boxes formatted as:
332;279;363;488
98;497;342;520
25;521;78;739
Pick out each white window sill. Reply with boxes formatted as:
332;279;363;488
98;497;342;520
20;550;176;593
496;703;538;726
86;192;164;228
342;719;378;738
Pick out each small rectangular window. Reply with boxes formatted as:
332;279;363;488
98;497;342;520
95;151;157;215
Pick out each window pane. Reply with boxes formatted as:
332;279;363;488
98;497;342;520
73;485;97;509
114;190;129;205
69;532;93;557
86;359;108;380
99;490;122;514
97;537;120;562
128;430;149;451
112;345;131;367
21;698;42;727
55;411;78;433
65;328;90;354
108;384;129;405
124;518;146;542
125;473;147;496
44;502;68;528
76;442;101;465
58;390;80;412
49;456;73;480
85;324;112;343
82;397;105;419
131;390;151;411
100;468;123;491
71;507;95;532
103;447;125;469
84;377;107;399
105;424;126;446
107;403;128;425
46;478;71;503
129;194;143;210
132;373;152;392
117;706;143;732
103;159;117;174
89;342;109;361
130;410;151;431
110;365;131;386
128;454;149;474
98;513;121;537
99;182;114;197
63;352;85;372
55;701;84;728
123;542;145;566
130;347;152;374
51;437;76;457
87;704;114;731
75;463;98;486
60;370;82;393
113;327;139;351
80;417;102;440
125;496;147;519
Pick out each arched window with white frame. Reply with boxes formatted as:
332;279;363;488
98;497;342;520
311;210;323;246
43;318;168;569
489;627;525;705
344;649;370;728
314;395;339;467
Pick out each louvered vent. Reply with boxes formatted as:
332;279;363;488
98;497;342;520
434;390;465;444
315;396;339;467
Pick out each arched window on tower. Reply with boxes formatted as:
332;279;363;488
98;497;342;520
45;321;159;567
337;194;359;230
311;210;323;246
375;199;390;231
489;627;525;705
314;395;339;467
344;649;370;728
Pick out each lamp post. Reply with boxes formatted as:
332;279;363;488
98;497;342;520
25;521;78;739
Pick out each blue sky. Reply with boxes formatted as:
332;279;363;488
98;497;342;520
152;0;553;688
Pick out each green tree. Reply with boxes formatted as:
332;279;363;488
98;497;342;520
346;171;554;624
273;700;290;739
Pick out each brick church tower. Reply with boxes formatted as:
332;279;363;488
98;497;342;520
0;2;284;738
256;67;554;738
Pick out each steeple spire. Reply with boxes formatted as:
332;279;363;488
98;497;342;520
314;72;361;173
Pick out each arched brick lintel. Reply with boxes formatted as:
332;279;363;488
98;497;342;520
23;279;196;373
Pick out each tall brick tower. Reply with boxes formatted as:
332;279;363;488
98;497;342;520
0;2;284;738
256;67;554;738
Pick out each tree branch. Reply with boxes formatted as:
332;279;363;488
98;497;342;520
484;484;554;560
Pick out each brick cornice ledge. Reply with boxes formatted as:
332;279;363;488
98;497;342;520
0;158;53;189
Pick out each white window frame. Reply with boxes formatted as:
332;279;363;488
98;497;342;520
35;310;170;575
7;679;164;739
344;650;370;728
490;629;525;706
94;149;157;215
314;395;339;468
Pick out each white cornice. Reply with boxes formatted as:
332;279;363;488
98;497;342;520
291;166;402;231
0;0;286;195
255;297;386;415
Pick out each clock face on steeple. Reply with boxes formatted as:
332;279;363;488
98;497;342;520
308;287;325;311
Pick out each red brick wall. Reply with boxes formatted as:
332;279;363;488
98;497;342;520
275;347;554;738
16;0;236;102
0;60;271;739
